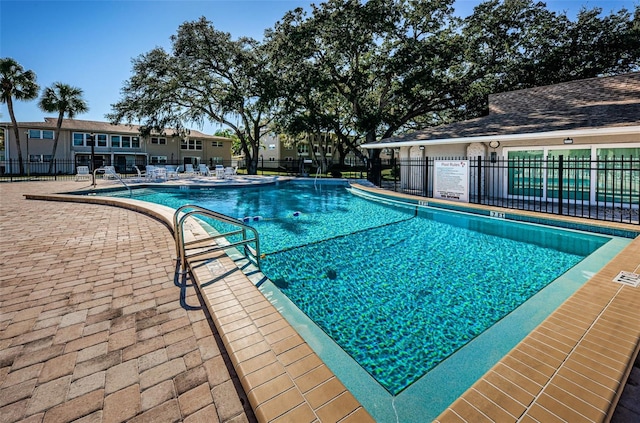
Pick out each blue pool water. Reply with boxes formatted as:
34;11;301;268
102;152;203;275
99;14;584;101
102;182;608;394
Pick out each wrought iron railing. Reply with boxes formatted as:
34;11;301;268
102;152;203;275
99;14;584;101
379;156;639;225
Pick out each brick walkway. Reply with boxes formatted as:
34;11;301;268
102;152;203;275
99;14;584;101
0;181;257;423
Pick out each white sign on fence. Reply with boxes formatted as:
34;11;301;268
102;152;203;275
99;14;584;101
433;160;470;202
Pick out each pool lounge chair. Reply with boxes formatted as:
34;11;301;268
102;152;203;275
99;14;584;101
214;165;225;179
184;164;196;177
165;166;178;179
75;166;91;181
223;166;237;179
103;166;117;179
133;166;146;182
198;164;211;176
146;165;166;181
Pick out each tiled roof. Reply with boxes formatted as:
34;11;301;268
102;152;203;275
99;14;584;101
375;72;640;144
0;118;226;140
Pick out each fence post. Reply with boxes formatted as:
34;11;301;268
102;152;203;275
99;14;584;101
477;155;482;204
558;155;564;215
424;156;430;198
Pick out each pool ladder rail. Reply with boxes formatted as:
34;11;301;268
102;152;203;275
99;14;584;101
92;167;132;196
173;205;261;275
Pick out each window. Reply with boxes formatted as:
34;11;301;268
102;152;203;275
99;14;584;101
28;129;54;139
151;137;167;145
111;135;121;148
596;147;640;204
268;144;276;150
132;137;140;148
507;150;543;197
297;144;309;155
547;149;590;200
181;139;202;150
96;134;107;147
211;141;224;147
210;156;223;164
150;156;167;164
73;132;85;146
72;132;92;146
121;136;131;148
28;154;53;162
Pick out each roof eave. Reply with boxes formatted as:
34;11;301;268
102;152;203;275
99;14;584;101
361;125;640;149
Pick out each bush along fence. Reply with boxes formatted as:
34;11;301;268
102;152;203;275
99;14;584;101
375;155;639;225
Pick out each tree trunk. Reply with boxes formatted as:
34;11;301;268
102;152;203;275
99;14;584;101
7;97;25;175
48;113;64;174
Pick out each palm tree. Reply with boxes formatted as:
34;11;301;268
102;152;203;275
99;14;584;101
0;58;39;175
38;82;89;174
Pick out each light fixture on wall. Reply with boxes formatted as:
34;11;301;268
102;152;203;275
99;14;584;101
563;137;574;144
489;141;500;163
419;145;425;150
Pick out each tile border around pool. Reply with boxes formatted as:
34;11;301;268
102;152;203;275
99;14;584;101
26;183;640;423
350;184;640;239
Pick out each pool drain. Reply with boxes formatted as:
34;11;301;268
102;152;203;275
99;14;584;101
612;271;640;287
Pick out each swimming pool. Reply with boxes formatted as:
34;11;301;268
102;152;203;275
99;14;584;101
100;181;613;397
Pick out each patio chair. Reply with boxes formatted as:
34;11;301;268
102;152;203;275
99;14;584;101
75;166;91;181
215;165;225;179
198;164;211;176
145;165;156;180
184;164;196;177
103;165;117;179
223;166;237;179
134;166;146;182
165;165;178;179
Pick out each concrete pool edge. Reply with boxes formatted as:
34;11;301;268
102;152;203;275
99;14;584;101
25;184;640;423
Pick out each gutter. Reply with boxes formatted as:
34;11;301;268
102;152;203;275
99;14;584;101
361;125;640;149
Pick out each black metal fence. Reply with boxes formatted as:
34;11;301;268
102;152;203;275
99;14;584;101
379;155;640;225
0;159;239;181
249;157;369;179
3;155;637;225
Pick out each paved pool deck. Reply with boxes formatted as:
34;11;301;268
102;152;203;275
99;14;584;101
1;178;638;422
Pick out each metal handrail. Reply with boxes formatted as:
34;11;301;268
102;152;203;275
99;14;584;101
173;205;261;274
93;167;132;196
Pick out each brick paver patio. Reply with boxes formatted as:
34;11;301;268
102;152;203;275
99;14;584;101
0;181;256;423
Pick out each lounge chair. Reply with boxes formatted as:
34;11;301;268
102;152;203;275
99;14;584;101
223;166;237;179
165;166;178;179
198;164;211;176
103;166;117;179
134;166;146;182
184;164;196;177
146;165;166;181
75;166;91;181
214;165;225;179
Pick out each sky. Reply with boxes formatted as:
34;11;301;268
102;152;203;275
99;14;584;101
1;0;637;135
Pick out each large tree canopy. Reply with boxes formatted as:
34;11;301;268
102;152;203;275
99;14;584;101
267;0;464;150
460;0;640;118
108;17;279;174
108;1;638;178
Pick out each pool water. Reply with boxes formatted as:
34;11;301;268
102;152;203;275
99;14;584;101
104;182;608;394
